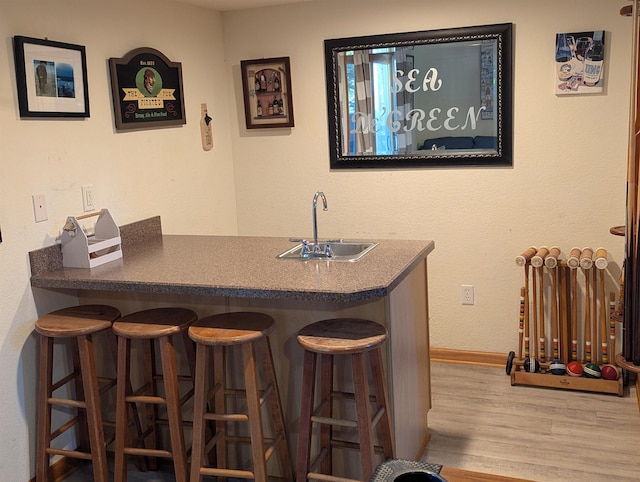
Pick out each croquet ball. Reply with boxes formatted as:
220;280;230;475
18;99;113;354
601;364;619;380
524;357;540;373
566;361;584;377
584;363;602;378
549;359;566;375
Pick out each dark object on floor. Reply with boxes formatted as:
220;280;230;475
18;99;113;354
371;459;446;482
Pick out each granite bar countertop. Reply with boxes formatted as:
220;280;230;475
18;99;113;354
29;217;434;303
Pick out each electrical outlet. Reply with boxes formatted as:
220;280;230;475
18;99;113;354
82;184;95;212
32;194;48;222
461;285;474;305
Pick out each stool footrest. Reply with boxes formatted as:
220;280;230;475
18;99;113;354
126;394;165;405
124;446;173;458
202;382;222;407
131;382;152;397
223;434;284;465
264;433;283;462
310;406;385;429
225;433;282;450
309;438;384;479
204;412;249;422
331;438;386;454
179;387;194;406
309;446;329;473
49;397;86;409
153;374;192;382
154;417;194;428
371;406;386;427
46;446;92;461
97;376;117;395
308;440;362;481
199;433;286;476
308;472;360;482
203;429;223;455
133;426;155;446
50;416;80;440
332;389;377;403
225;384;274;405
200;466;255;479
102;421;116;446
126;386;193;406
311;414;357;428
51;370;79;392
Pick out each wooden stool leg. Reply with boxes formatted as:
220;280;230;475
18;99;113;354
36;335;53;482
369;347;395;459
352;352;375;481
259;336;293;480
242;341;267;482
144;339;158;470
319;354;333;475
106;331;145;471
71;339;91;454
114;337;131;482
213;345;226;472
190;343;209;482
78;333;109;482
181;330;197;379
159;336;188;482
296;349;317;482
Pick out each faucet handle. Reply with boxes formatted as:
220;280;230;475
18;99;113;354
300;240;311;255
324;244;334;258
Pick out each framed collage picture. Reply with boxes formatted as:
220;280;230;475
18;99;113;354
13;35;89;118
240;57;294;129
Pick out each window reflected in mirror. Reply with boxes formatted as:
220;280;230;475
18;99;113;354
325;23;513;168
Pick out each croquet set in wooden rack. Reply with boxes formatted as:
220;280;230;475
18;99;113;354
507;246;624;396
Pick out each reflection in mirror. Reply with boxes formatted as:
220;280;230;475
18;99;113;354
324;23;513;168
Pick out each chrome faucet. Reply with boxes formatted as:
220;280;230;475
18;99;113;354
312;191;328;253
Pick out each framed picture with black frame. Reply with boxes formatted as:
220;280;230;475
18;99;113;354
13;36;89;118
109;47;186;130
240;57;294;129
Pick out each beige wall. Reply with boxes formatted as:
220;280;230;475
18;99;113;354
0;0;633;479
223;0;630;354
0;1;236;479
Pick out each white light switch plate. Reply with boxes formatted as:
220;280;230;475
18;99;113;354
82;184;95;212
32;194;48;222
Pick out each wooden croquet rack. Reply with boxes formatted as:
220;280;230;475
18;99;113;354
510;245;624;396
509;362;623;396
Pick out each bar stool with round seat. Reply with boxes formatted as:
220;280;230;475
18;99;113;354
296;318;395;482
35;304;121;482
188;311;293;482
112;307;198;482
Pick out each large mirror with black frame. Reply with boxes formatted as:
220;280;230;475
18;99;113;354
324;23;513;169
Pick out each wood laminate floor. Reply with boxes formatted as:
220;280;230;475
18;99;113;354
421;362;640;482
60;361;640;481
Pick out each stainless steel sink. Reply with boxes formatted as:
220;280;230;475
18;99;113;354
277;241;378;262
